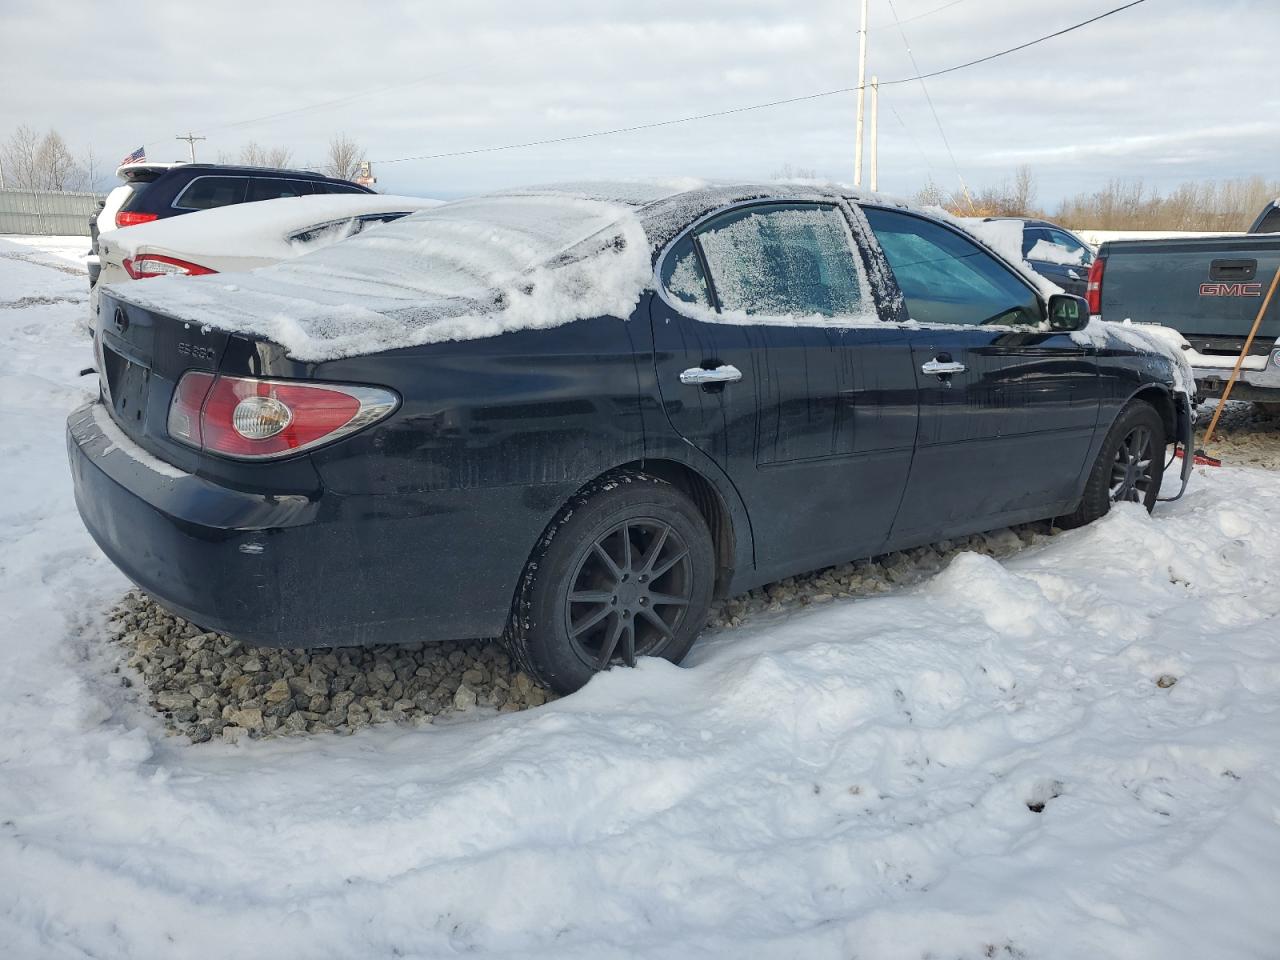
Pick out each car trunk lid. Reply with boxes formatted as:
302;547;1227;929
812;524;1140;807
96;289;232;469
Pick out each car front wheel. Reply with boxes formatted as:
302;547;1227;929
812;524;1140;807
506;471;716;694
1059;400;1166;529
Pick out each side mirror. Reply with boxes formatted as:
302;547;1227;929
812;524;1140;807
1048;293;1089;332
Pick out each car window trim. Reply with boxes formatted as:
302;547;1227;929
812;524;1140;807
859;203;1047;324
284;212;413;244
654;198;876;323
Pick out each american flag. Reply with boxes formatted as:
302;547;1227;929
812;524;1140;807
119;146;145;166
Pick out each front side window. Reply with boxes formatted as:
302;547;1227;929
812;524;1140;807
863;206;1042;327
173;176;248;210
694;203;869;319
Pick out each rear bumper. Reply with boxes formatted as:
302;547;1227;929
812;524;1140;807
67;401;524;647
1188;344;1280;399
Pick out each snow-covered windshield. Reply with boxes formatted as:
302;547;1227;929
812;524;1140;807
264;193;638;301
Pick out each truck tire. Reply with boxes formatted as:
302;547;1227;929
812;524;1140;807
506;471;715;695
1059;400;1166;530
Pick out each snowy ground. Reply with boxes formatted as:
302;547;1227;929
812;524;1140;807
2;235;1280;960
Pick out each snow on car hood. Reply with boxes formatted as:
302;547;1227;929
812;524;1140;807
113;192;656;362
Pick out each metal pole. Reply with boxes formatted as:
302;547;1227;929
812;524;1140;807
854;0;868;186
176;133;206;163
870;76;880;192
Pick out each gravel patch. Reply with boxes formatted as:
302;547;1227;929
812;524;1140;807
108;524;1057;744
1200;400;1280;469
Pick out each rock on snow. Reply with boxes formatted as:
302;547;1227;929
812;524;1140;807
1;235;1280;959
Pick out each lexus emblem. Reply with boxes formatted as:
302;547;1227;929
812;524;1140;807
113;306;128;332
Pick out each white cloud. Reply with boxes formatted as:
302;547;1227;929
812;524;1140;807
0;0;1275;205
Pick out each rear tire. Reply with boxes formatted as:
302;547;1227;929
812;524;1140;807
1059;400;1166;530
506;471;716;695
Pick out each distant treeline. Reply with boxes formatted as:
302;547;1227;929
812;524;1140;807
915;167;1278;232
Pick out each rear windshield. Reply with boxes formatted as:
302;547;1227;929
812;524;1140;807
265;193;635;300
1256;207;1280;234
114;182;149;212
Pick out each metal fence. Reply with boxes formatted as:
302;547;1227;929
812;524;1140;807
0;188;107;236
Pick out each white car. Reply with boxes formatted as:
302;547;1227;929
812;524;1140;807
91;193;442;321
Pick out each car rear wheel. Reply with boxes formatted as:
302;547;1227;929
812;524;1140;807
1059;400;1166;529
506;471;715;694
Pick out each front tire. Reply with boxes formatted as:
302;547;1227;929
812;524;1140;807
506;471;716;694
1059;400;1166;529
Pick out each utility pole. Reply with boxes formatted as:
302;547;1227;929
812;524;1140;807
854;0;869;186
870;76;880;192
176;132;206;163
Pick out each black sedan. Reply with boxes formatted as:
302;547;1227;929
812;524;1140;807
68;183;1193;694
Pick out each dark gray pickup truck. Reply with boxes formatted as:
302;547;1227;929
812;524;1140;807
1090;201;1280;401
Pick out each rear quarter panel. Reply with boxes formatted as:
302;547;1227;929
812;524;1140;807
214;313;649;640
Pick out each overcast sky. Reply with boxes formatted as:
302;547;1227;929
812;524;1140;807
3;0;1277;207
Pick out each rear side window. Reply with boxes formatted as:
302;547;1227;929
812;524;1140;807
694;203;870;318
863;207;1041;327
247;178;314;201
660;234;712;308
313;182;366;195
1021;226;1049;257
173;176;248;210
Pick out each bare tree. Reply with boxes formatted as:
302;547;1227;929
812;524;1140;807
37;130;85;191
1054;177;1280;232
2;127;89;191
239;141;293;168
913;178;946;208
324;134;363;181
1010;165;1036;216
770;162;818;181
2;125;42;190
912;168;1041;219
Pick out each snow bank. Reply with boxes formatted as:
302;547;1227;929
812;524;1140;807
4;235;1280;958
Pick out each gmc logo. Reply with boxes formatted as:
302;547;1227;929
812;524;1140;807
1200;282;1262;297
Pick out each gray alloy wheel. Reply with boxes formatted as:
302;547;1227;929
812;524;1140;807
506;471;715;694
563;517;694;669
1059;400;1166;529
1108;423;1157;503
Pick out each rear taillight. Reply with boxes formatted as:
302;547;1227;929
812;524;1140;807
123;254;217;279
167;373;398;460
1086;257;1105;315
115;211;158;227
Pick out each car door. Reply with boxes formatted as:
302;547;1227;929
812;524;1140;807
651;201;919;576
860;206;1100;545
1024;226;1092;296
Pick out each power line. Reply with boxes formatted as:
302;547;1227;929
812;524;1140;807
878;0;1145;85
369;0;1147;165
870;0;969;30
885;0;974;209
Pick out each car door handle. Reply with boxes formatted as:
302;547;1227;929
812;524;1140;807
921;358;966;376
680;364;743;386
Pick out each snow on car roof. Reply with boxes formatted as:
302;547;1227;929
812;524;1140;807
98;194;443;264
109;180;1042;362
